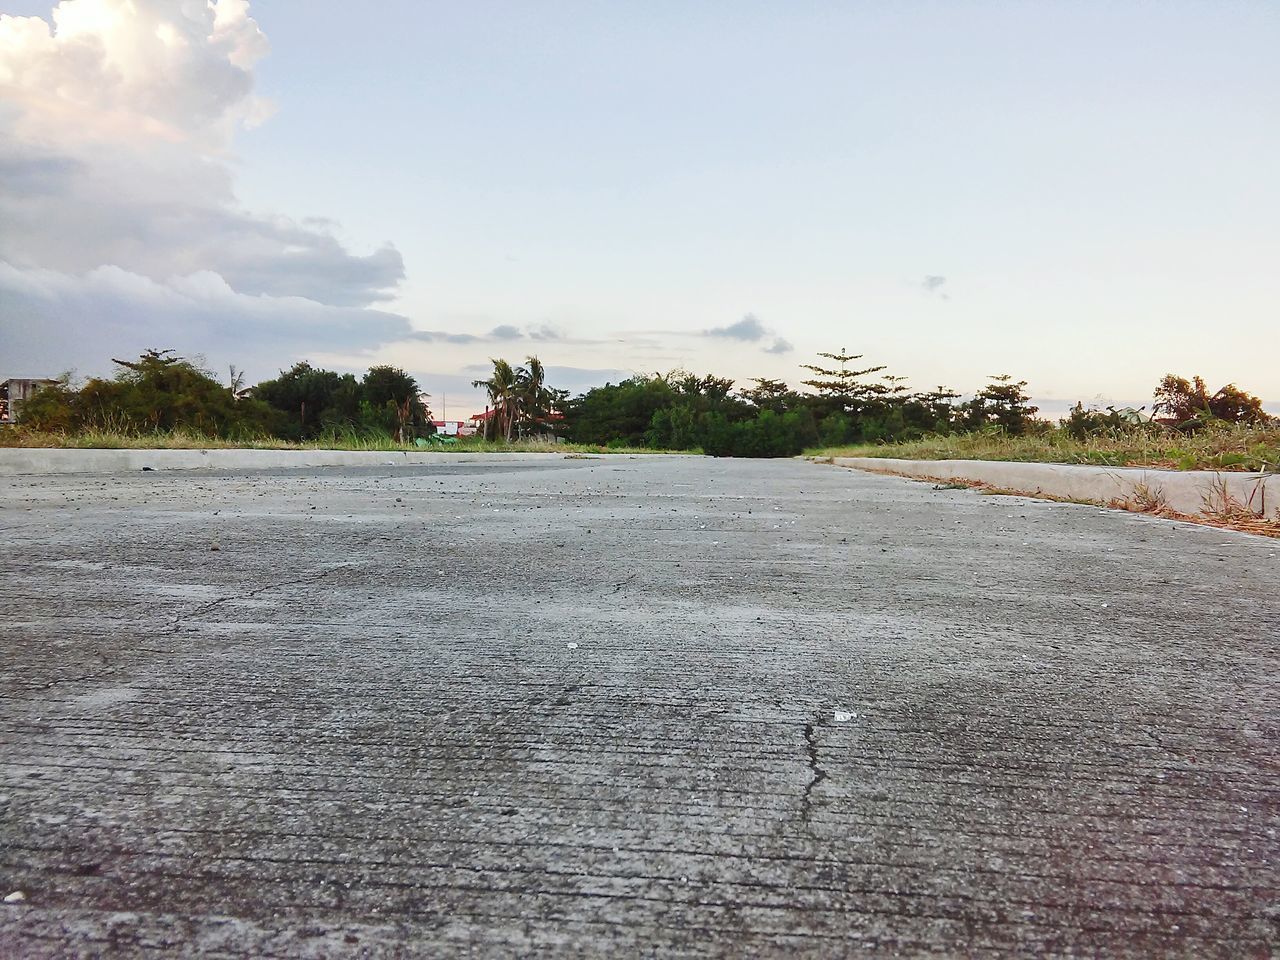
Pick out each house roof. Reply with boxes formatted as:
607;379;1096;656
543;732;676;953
468;409;564;422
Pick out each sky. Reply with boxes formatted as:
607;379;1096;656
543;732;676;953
1;0;1277;417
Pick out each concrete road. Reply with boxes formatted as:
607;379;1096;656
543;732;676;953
1;455;1276;957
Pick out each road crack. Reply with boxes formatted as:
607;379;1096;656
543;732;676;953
800;717;828;822
167;563;352;635
610;574;639;594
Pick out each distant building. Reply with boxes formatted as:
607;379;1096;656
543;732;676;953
431;419;476;437
469;409;496;431
468;407;564;440
0;378;57;424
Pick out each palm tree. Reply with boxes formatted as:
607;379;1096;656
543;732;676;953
228;365;249;401
516;356;549;438
472;359;520;441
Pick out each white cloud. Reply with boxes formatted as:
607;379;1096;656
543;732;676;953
0;261;411;381
0;1;407;378
0;0;270;146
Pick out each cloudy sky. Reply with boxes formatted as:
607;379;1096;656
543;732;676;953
2;0;1277;415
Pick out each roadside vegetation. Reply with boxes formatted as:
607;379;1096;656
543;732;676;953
12;350;432;445
808;374;1277;472
810;422;1280;473
4;347;1272;468
0;428;667;455
559;351;1057;457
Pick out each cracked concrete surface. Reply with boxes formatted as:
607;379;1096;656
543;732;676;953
0;454;1277;957
800;719;829;824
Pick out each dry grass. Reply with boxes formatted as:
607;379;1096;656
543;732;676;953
0;426;678;456
808;423;1280;473
880;470;1279;539
1085;457;1277;537
1107;493;1280;539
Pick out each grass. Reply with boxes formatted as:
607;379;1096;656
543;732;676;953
0;426;687;456
807;423;1280;473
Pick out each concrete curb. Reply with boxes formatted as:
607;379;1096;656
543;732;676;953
0;448;576;476
817;456;1278;519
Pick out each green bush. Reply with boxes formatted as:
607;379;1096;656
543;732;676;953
20;352;276;439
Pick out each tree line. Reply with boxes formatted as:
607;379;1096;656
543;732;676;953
561;349;1049;457
563;354;1270;456
19;350;432;443
12;346;1271;455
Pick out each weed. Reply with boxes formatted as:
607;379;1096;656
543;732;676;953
806;422;1280;473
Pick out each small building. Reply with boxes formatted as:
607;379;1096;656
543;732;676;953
0;378;57;424
468;407;564;441
431;419;476;438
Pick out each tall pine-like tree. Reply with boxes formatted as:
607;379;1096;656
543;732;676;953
799;348;887;411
